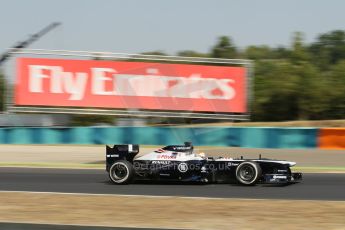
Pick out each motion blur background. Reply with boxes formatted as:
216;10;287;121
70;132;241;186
0;0;345;124
0;1;344;229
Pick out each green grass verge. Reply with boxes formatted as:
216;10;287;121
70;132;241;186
293;166;345;173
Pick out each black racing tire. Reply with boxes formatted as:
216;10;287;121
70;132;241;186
235;161;262;185
109;160;134;184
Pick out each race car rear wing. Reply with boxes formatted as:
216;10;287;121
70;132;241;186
106;144;139;171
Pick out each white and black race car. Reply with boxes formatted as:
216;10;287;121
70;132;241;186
106;142;302;185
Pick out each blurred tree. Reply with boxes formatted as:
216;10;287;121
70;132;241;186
243;45;292;61
324;60;345;119
293;63;329;120
141;51;167;56
253;60;299;121
211;36;237;59
309;30;345;69
271;46;291;59
252;60;331;121
244;45;273;60
290;32;310;64
177;50;209;58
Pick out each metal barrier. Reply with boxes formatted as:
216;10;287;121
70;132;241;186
0;127;320;149
318;128;345;149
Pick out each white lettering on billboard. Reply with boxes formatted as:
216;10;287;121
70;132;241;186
28;65;237;101
92;68;117;95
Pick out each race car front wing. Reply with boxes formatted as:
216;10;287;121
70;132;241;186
263;172;302;183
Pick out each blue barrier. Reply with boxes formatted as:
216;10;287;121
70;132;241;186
0;127;318;148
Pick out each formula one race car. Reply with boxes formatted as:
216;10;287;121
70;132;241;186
106;142;302;185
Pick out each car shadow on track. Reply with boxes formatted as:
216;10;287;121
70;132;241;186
259;182;301;187
102;180;208;186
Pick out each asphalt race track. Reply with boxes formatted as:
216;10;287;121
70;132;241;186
0;167;344;201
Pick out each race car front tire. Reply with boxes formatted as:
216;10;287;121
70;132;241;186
109;160;134;184
235;161;262;185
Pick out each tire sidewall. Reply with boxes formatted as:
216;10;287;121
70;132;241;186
109;160;134;184
235;161;261;185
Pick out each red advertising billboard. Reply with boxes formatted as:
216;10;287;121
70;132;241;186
15;58;247;113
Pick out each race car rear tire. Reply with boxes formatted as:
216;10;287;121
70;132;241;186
109;160;134;184
235;161;262;185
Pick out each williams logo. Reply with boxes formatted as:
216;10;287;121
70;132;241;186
151;161;170;165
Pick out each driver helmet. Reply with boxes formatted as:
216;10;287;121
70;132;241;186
199;152;206;158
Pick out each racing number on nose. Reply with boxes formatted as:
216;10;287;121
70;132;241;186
178;163;188;173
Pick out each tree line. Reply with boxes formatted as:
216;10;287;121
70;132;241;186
1;30;344;122
176;31;345;121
